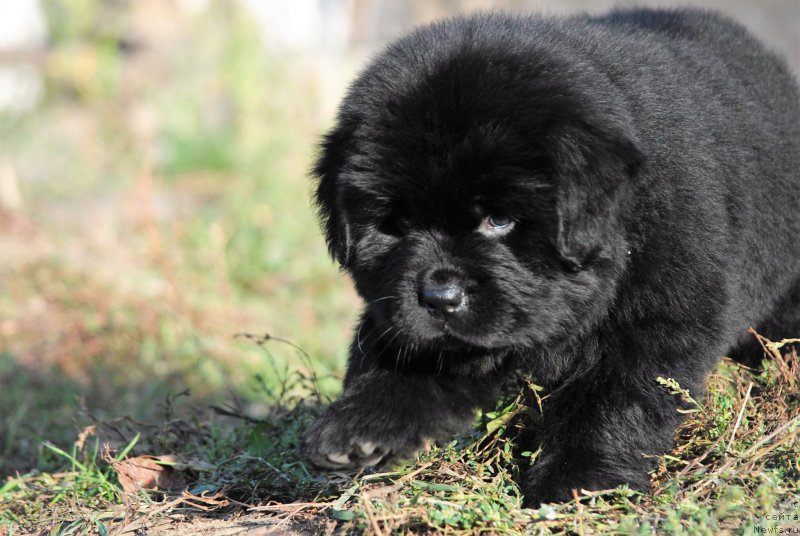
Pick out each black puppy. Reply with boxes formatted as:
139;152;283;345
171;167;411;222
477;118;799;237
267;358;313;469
304;9;800;505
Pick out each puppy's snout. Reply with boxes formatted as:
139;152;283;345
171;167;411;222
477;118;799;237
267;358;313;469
419;270;466;316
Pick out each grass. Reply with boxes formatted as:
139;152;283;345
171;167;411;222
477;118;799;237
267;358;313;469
0;0;355;478
1;2;798;534
1;333;798;534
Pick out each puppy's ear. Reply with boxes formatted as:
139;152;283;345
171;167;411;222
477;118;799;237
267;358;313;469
551;122;644;270
313;123;356;267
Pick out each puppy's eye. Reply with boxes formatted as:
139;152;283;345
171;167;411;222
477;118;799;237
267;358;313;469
478;215;515;236
378;213;410;237
487;215;512;228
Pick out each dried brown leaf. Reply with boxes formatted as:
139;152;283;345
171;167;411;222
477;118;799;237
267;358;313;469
112;454;186;496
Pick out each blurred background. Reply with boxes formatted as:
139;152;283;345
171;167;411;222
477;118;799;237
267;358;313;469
0;0;797;475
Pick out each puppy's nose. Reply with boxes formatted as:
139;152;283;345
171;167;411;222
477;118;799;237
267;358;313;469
419;275;466;315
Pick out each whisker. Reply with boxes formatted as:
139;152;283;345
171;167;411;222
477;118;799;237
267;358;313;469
376;326;403;362
401;343;411;369
394;343;405;372
356;325;379;370
364;295;397;307
356;324;396;369
373;324;395;345
356;322;376;355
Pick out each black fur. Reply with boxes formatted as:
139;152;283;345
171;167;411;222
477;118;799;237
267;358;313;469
304;9;800;505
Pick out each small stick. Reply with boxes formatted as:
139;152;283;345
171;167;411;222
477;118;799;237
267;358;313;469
571;488;585;536
748;328;794;384
361;493;386;536
726;381;753;453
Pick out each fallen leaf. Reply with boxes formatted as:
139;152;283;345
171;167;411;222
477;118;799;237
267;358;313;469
112;454;186;496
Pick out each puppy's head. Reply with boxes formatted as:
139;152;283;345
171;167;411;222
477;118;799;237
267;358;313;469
314;16;643;357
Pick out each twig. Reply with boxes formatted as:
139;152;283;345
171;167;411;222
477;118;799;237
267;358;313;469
749;329;795;384
362;482;404;499
208;404;268;424
248;500;335;512
361;493;386;536
726;382;753;453
234;332;324;402
571;488;585;536
263;502;325;534
673;435;725;479
358;462;434;499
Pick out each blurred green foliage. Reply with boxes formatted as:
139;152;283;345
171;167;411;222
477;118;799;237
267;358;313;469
0;1;356;475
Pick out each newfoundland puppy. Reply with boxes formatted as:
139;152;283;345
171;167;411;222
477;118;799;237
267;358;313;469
304;8;800;505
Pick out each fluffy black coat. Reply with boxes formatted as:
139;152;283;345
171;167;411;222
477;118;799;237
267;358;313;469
304;8;800;505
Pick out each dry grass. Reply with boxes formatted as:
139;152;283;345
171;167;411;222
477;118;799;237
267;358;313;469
2;332;798;535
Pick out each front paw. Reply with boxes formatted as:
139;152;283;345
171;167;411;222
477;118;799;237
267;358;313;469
521;457;650;507
303;399;427;471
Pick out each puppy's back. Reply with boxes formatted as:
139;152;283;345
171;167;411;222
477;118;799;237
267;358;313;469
584;8;800;330
591;8;799;107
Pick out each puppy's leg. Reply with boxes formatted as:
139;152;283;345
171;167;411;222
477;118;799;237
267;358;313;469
520;338;712;506
304;369;492;469
304;320;504;469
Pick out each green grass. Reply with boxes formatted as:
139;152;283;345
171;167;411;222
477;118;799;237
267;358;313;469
2;335;798;534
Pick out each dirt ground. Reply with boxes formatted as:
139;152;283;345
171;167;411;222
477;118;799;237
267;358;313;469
126;513;334;536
